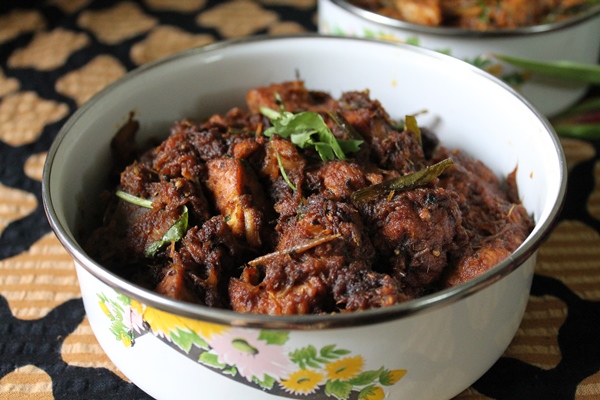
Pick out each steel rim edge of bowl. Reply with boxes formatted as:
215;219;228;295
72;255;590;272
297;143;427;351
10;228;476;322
327;0;600;37
42;34;568;330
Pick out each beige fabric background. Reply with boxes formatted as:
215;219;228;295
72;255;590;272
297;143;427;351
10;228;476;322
1;1;599;399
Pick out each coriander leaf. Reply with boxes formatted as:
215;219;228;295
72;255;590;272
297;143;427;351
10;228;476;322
314;142;335;161
260;106;284;121
289;130;316;148
145;206;189;257
260;107;362;162
338;138;364;154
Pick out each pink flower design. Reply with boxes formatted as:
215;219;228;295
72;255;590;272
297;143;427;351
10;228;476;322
125;300;145;333
207;328;293;382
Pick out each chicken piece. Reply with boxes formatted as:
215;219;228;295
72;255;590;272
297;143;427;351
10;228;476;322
442;236;514;287
229;261;331;315
151;120;222;179
441;187;532;288
358;187;468;297
155;263;202;304
261;136;306;217
246;80;336;115
492;0;539;28
442;0;545;29
434;147;528;237
441;0;484;28
331;263;411;310
305;160;373;202
84;194;184;266
230;198;353;315
337;90;425;175
165;216;243;307
205;158;267;247
395;0;442;25
229;194;408;315
434;147;534;287
247;81;313;114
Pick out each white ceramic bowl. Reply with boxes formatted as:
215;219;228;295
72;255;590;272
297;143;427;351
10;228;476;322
43;35;566;400
318;0;600;117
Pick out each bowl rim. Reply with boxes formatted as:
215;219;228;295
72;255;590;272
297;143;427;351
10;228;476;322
42;34;567;330
324;0;600;37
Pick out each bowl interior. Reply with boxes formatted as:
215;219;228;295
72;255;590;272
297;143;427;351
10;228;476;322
44;35;565;323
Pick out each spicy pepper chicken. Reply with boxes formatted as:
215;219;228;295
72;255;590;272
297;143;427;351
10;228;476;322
351;0;591;29
85;81;534;315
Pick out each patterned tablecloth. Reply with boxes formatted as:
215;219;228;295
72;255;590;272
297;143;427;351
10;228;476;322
1;1;600;399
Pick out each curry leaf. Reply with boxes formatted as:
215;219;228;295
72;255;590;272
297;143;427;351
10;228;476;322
116;190;153;208
405;114;421;144
276;152;297;191
351;158;454;202
145;206;189;257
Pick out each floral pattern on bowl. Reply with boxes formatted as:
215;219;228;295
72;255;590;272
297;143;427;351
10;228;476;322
98;291;407;399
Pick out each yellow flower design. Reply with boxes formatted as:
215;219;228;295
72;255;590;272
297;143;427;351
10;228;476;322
99;301;111;318
362;385;385;400
141;305;228;340
281;369;324;395
378;34;401;43
119;331;132;348
130;299;144;315
324;355;364;381
381;369;407;385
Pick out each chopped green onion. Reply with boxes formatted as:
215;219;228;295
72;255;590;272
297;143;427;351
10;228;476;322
351;158;454;202
116;190;153;208
495;54;600;84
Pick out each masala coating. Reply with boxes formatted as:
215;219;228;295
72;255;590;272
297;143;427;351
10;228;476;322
85;81;534;315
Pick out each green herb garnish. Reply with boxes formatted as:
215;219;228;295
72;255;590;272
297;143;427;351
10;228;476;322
145;206;189;257
405;115;421;145
495;54;600;84
351;158;454;202
116;190;153;208
276;152;297;191
116;190;188;257
260;107;363;162
328;110;364;140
